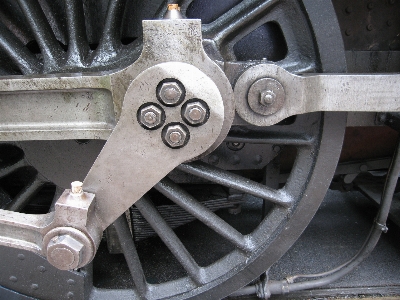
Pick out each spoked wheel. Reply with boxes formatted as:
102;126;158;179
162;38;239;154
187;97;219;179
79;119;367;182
0;0;347;299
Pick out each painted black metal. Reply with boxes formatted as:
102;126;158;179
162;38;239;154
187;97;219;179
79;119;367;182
0;245;90;300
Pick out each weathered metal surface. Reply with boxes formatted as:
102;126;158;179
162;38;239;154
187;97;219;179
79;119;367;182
235;63;400;126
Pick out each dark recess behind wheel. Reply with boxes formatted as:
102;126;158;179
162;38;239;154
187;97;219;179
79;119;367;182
226;190;400;299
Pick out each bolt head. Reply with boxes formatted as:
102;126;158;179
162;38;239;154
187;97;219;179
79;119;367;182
46;235;84;270
163;124;189;148
159;82;183;106
260;90;276;106
139;104;164;129
183;101;209;125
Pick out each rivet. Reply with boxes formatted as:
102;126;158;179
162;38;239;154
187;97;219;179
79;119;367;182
254;155;263;165
232;155;241;165
18;254;25;260
31;284;39;290
345;6;352;13
273;145;281;153
345;29;352;36
208;155;219;165
360;164;368;172
67;292;74;299
367;24;373;31
387;20;393;27
9;276;17;282
38;266;46;273
367;2;374;9
67;279;75;285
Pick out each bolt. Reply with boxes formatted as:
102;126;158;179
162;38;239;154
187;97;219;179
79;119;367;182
182;101;209;126
259;90;276;106
163;124;189;148
138;104;164;129
46;235;84;270
158;82;183;106
70;181;83;196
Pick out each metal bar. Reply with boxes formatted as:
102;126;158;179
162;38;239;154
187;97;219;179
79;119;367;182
0;22;42;74
113;214;148;297
155;178;253;252
5;174;46;211
16;0;64;71
225;132;313;146
177;162;292;207
202;0;278;43
65;0;89;67
135;197;206;285
0;88;115;141
235;64;400;127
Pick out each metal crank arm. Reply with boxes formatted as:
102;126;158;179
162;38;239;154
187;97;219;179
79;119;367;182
0;19;234;270
234;64;400;126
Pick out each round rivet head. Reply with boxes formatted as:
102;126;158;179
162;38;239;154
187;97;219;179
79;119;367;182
31;284;39;290
157;81;185;106
18;254;25;260
9;276;17;282
182;100;209;126
138;104;165;130
162;124;190;149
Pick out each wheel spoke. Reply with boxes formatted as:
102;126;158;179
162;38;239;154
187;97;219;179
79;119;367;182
177;162;292;207
64;0;89;67
113;214;148;297
0;159;28;179
135;196;206;285
0;22;42;74
155;178;253;252
92;0;127;62
16;0;64;71
5;174;46;211
202;0;278;44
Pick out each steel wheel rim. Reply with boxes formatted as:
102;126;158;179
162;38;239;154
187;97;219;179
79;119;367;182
0;0;347;299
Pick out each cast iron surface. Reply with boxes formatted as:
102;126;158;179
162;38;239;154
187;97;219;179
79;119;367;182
0;0;348;299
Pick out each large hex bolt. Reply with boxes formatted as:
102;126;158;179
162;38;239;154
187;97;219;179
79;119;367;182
162;123;190;148
137;104;165;130
46;235;84;270
182;100;209;126
157;81;184;106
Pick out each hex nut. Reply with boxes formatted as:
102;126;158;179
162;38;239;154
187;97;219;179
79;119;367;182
259;90;276;106
46;235;84;270
158;81;184;106
162;124;189;148
182;100;209;126
138;104;165;129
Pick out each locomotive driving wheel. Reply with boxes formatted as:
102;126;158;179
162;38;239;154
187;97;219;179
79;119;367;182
0;0;347;299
